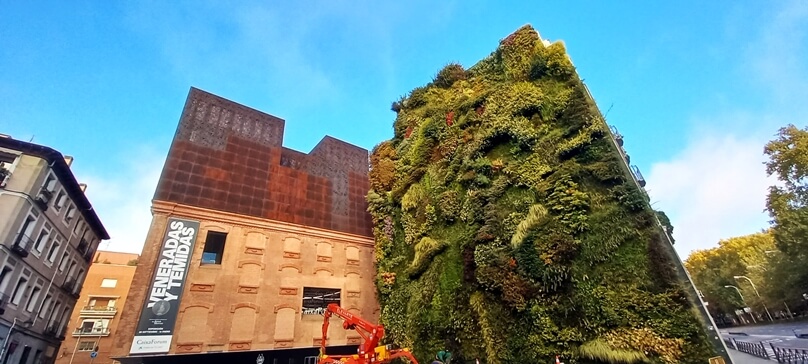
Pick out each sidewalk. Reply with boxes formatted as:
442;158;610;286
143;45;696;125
728;349;774;363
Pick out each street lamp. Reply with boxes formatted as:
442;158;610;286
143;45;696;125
724;285;755;324
734;275;774;321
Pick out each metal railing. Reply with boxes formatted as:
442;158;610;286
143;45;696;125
73;327;110;336
732;339;769;359
9;233;34;258
771;344;808;363
81;306;117;312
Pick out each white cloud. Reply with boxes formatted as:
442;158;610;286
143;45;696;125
647;131;779;257
648;0;808;259
79;146;165;255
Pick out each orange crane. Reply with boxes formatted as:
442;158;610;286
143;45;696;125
318;303;419;364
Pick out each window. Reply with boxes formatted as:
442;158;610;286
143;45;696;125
48;301;62;326
33;224;51;254
11;277;27;305
64;204;76;225
53;190;66;212
59;252;70;271
15;214;37;248
0;266;13;293
89;297;115;308
43;173;56;192
66;261;77;279
78;342;96;351
39;294;53;319
47;236;62;263
74;269;85;291
301;287;341;315
79;319;109;334
25;286;41;312
100;279;117;288
72;220;84;237
202;231;226;265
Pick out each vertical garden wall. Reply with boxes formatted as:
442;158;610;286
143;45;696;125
368;25;721;364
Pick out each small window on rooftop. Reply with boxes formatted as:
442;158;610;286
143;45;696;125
202;231;226;265
100;279;117;288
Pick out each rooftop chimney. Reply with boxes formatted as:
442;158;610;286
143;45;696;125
64;156;74;167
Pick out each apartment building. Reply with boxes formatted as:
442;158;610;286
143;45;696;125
0;135;109;364
110;88;376;364
55;251;138;364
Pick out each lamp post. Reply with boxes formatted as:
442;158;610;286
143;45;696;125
734;275;774;321
724;285;755;324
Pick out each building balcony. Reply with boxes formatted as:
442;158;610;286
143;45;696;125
631;165;647;188
80;306;117;317
9;233;34;258
609;125;624;147
73;328;110;337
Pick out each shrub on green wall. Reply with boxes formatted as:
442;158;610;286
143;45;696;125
368;25;715;364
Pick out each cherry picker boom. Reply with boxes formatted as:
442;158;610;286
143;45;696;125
318;303;418;364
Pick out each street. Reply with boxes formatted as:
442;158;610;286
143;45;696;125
720;321;808;338
721;320;808;361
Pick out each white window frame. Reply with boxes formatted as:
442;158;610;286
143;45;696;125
72;220;84;237
63;203;76;226
52;189;67;212
15;210;39;249
32;223;52;256
100;279;117;288
42;172;57;193
25;285;41;312
0;264;14;295
10;276;28;306
39;293;53;319
46;235;63;264
78;341;96;352
58;252;70;272
48;301;62;327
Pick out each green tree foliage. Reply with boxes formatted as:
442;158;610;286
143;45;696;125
684;232;777;319
763;124;808;309
368;25;716;363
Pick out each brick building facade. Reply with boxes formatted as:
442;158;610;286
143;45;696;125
110;88;376;364
55;251;138;364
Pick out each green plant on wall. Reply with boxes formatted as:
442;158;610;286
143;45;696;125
368;25;717;364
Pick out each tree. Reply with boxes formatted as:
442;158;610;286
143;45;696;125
685;232;777;323
764;124;808;311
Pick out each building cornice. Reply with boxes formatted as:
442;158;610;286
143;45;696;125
151;200;375;247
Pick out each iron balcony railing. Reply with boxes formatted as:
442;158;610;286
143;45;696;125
80;306;117;316
73;327;110;336
9;233;34;258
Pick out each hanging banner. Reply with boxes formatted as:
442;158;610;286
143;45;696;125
129;217;200;355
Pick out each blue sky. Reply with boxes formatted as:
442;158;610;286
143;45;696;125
1;1;806;257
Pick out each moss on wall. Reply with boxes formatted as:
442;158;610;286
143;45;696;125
368;25;716;364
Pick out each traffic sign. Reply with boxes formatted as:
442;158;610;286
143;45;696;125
90;352;97;358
